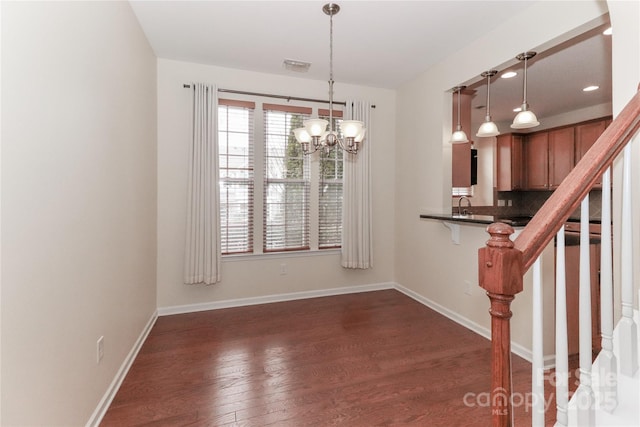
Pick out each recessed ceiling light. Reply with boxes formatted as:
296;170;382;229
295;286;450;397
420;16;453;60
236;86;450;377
603;27;612;36
283;58;311;73
501;71;517;79
583;85;600;92
513;107;522;112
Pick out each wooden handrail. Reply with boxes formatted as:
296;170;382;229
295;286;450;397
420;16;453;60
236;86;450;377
479;84;640;426
514;86;640;271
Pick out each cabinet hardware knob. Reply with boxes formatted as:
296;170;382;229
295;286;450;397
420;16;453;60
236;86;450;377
486;261;493;267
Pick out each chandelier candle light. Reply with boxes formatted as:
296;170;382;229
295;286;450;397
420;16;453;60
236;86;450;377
476;70;500;137
511;51;540;129
293;3;365;155
450;86;469;143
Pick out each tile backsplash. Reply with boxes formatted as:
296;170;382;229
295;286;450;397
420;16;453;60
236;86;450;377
496;189;603;219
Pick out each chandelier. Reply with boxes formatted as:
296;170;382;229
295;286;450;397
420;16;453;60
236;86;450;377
293;3;366;155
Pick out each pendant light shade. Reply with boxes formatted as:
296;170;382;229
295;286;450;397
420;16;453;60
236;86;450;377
476;70;500;137
477;120;500;137
450;86;469;144
512;109;540;129
511;52;540;129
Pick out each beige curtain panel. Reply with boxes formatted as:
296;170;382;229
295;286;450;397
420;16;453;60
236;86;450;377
184;83;221;285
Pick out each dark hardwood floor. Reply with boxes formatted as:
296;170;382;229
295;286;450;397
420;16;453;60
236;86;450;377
101;289;559;426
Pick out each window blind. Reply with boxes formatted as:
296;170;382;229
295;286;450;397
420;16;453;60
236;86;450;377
452;187;473;197
263;104;312;252
218;99;255;254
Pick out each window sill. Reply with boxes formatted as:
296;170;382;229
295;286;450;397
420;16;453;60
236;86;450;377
222;248;341;262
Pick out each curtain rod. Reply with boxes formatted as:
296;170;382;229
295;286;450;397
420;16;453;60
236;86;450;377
182;84;375;108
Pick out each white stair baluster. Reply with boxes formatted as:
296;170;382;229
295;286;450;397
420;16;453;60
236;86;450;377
599;167;617;411
620;144;639;377
532;256;545;427
555;227;569;426
575;196;595;425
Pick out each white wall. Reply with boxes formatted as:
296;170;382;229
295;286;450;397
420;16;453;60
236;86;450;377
1;2;157;425
395;1;610;354
157;59;396;309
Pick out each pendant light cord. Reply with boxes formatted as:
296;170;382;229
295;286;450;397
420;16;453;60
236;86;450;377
457;89;461;129
486;74;491;116
523;54;528;105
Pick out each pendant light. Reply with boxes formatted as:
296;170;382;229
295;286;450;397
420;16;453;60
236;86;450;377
450;86;469;144
511;51;540;129
476;70;500;137
293;3;365;155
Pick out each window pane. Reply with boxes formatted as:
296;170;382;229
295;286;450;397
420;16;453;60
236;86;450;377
263;108;310;251
219;104;254;254
318;114;344;248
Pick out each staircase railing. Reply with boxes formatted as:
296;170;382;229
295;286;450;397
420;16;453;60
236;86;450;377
478;85;640;427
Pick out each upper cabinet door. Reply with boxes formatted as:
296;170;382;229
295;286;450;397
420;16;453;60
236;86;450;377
548;127;575;189
496;134;523;191
575;118;609;188
524;132;549;190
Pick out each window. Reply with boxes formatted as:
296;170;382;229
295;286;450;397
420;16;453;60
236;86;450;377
218;98;343;255
452;187;473;197
263;104;311;252
218;99;255;254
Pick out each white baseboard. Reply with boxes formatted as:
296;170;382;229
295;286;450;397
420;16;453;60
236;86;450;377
393;283;554;368
86;311;158;427
157;282;395;316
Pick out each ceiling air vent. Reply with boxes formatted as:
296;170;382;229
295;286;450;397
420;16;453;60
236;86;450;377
283;59;311;73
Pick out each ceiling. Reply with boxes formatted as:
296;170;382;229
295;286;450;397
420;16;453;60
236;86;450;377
467;23;612;130
130;0;612;125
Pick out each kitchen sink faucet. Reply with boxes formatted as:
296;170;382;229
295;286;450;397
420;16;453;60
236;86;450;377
458;196;472;215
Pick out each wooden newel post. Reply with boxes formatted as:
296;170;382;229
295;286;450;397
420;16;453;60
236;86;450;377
478;223;524;427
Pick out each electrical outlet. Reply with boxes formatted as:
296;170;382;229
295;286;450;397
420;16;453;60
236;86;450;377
507;199;513;207
497;199;505;207
280;263;287;275
97;336;104;364
464;280;473;296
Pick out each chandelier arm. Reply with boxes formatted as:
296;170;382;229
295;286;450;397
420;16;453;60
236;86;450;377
337;135;358;154
303;144;320;156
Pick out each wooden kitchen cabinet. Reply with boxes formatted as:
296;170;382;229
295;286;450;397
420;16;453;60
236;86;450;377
548;126;575;189
496;133;524;191
562;239;601;356
575;118;610;188
495;117;609;193
524;132;549;189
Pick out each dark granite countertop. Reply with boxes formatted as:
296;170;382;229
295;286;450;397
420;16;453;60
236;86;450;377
420;212;602;227
419;213;531;227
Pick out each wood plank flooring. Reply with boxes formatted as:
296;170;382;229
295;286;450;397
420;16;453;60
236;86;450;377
101;289;559;426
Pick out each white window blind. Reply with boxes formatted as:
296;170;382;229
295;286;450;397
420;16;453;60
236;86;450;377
218;99;255;254
452;186;473;197
263;104;311;252
319;108;343;249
